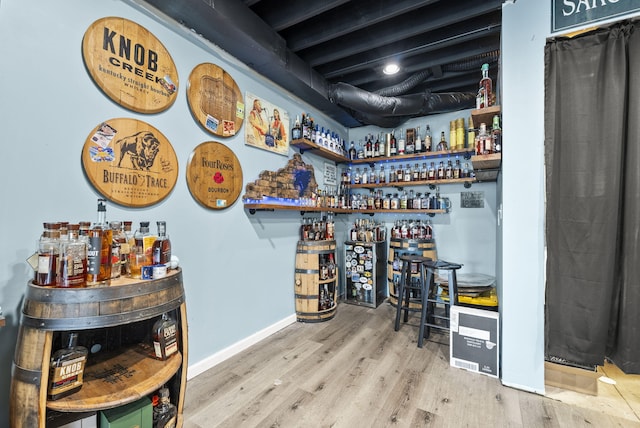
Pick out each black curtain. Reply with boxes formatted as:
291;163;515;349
545;21;640;374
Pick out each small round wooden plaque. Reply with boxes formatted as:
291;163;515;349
186;141;243;209
82;17;179;114
187;63;244;137
81;118;179;207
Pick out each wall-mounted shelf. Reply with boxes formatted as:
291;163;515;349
471;105;501;127
244;203;445;216
290;138;348;163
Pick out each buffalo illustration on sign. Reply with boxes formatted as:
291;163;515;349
81;118;178;208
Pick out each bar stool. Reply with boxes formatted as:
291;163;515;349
394;254;432;346
419;260;463;348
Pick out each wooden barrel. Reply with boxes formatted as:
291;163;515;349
10;269;187;428
294;240;338;323
387;238;437;308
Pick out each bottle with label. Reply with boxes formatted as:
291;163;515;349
152;312;179;360
57;224;87;288
397;128;405;155
405;129;415;154
436;131;448;151
492;114;502;153
424;125;432;152
48;332;88;400
348;141;357;160
36;222;61;286
475;123;491;155
378;132;386;157
109;221;122;279
135;221;156;266
86;199;112;286
153;386;177;428
415;126;422;153
479;63;493;108
389;131;397;156
152;221;172;266
120;221;133;275
291;115;302;140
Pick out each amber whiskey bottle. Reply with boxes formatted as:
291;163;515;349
152;313;179;360
48;332;88;400
152;221;172;266
153;386;178;428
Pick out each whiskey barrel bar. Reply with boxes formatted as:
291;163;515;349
10;269;188;428
294;240;338;322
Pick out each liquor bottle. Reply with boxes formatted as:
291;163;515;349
152;221;172;266
413;163;420;181
395;164;403;183
415;126;422;153
48;332;88;400
374;134;380;157
86;199;112;286
400;191;408;210
152;313;179;360
445;159;453;179
397;128;405;155
153;386;177;428
379;165;386;184
420;162;428;181
405;129;415;154
475;123;491;155
454;156;462;179
120;221;133;276
348;141;357;160
109;221;122;279
479;63;493;108
436;131;448;151
378;132;386;157
403;164;412;182
135;221;156;266
389;131;397;156
389;165;396;183
492;114;502;153
437;161;445;180
36;222;61;286
428;162;436;180
291;115;302;140
57;224;87;288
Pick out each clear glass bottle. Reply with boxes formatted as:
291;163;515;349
428;162;436;180
348;141;357;160
479;63;493;108
47;332;88;400
454;156;462;179
291;115;302;140
378;132;386;157
413;163;420;182
353;167;361;185
152;221;172;266
120;221;133;276
404;164;412;182
415;126;422;153
492;114;502;153
361;167;369;184
152;313;179;360
109;221;122;279
86;199;112;286
36;222;61;286
445;159;453;179
400;191;408;210
57;224;87;288
420;162;428;181
437;161;445;180
389;165;396;183
391;193;399;210
379;165;386;184
134;221;156;266
397;128;405;155
153;386;178;428
424;125;432;152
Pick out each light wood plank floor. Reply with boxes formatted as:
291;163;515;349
183;303;640;428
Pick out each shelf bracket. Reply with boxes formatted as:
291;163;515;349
464;152;472;160
464;181;472;189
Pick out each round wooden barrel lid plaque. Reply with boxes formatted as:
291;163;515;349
186;141;243;209
81;118;179;207
187;63;244;137
82;17;179;114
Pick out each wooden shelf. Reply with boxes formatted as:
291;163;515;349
349;177;473;189
290;138;349;163
471;153;501;182
345;148;473;165
47;347;182;412
471;105;501;128
244;204;446;215
319;277;338;285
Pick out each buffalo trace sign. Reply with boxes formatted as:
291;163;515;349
552;0;640;32
81;118;179;208
186;141;243;210
82;16;179;113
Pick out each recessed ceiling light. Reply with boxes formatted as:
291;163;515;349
383;63;400;75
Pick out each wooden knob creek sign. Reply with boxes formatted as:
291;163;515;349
82;17;179;114
186;142;243;209
81;118;178;208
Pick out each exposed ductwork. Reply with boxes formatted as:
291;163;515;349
137;0;500;129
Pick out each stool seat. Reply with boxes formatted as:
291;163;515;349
393;256;463;348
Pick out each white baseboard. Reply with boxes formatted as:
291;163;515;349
187;313;297;380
